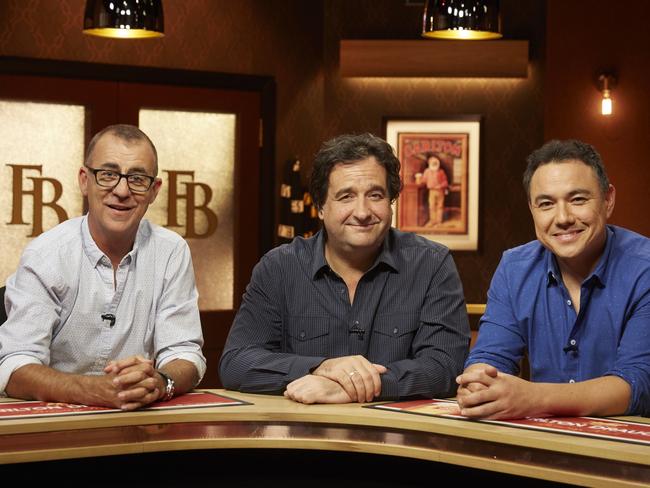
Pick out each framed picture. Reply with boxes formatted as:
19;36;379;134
384;116;480;251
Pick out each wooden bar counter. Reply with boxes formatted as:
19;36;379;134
0;390;648;486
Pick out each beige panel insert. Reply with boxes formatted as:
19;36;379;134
0;100;85;286
139;109;235;311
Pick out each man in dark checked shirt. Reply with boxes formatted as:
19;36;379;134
220;133;470;404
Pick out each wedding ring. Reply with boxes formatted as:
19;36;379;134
349;370;358;377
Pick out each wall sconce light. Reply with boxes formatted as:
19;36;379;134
83;0;164;39
598;73;616;116
422;0;502;40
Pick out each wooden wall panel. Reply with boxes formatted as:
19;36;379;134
545;0;650;237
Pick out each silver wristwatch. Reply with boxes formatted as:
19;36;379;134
157;370;175;402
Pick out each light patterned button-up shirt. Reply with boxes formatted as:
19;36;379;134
0;216;206;394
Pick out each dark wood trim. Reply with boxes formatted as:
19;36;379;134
259;74;276;254
0;56;271;91
340;40;529;78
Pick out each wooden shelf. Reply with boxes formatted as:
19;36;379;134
340;39;528;78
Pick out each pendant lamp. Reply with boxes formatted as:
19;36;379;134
83;0;164;39
422;0;502;40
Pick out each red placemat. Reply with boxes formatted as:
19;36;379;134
0;391;250;420
367;399;650;446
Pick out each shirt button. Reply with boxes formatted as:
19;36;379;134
393;327;398;335
299;331;306;339
569;379;576;384
566;300;572;306
354;320;359;325
570;339;577;346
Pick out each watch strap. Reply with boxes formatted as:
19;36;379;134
157;370;175;402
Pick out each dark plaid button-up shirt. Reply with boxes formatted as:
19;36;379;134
219;228;470;399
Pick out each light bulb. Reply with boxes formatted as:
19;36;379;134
601;89;612;116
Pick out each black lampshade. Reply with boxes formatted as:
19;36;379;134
422;0;502;40
83;0;164;39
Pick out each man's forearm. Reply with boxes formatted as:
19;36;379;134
219;348;325;393
457;366;632;419
158;359;199;397
379;356;462;400
5;364;117;407
535;375;631;417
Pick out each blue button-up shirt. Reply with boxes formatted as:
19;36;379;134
466;225;650;415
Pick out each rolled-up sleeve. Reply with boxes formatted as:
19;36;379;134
606;285;650;416
154;240;207;384
464;259;526;375
0;250;60;395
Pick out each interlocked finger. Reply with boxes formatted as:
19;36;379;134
313;356;383;402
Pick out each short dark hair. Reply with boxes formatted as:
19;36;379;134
85;124;159;175
523;139;609;200
309;133;402;209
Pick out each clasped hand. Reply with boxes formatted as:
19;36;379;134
102;355;162;411
455;363;538;420
285;355;387;404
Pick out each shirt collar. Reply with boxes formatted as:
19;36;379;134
310;228;399;280
310;230;329;279
375;230;399;272
81;215;106;267
588;225;614;287
81;215;148;268
545;249;560;286
545;226;613;288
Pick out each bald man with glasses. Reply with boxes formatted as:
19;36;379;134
0;124;205;410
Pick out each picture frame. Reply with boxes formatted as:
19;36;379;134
384;116;480;251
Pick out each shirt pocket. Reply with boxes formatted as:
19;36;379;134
286;316;331;356
370;312;421;363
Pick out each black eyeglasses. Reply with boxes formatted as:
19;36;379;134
84;165;156;193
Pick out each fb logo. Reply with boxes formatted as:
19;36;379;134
164;170;218;238
7;164;68;237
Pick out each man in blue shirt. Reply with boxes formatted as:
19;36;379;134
458;139;650;419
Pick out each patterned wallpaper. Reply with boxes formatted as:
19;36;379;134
545;0;650;238
0;0;546;302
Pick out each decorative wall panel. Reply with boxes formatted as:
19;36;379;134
140;109;236;310
0;100;85;285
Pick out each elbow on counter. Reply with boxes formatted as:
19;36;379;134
217;349;243;391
